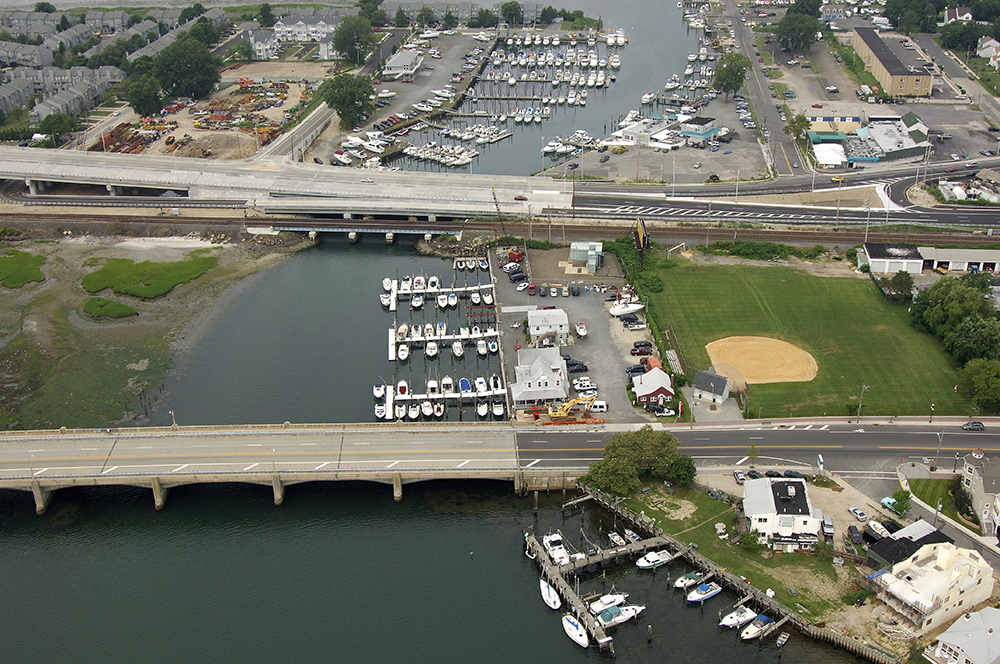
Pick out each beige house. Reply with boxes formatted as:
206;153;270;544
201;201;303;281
961;448;1000;539
852;28;932;97
869;542;993;635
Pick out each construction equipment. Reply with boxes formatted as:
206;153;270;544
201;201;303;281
547;396;596;419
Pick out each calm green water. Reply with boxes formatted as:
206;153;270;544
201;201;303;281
0;481;864;663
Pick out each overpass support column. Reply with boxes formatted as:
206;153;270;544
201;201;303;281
272;475;284;506
25;179;43;195
151;477;168;511
343;213;352;219
31;480;52;515
106;184;120;196
392;472;402;502
428;214;436;223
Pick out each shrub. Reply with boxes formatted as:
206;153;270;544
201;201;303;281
0;248;44;287
699;240;808;261
82;255;217;299
84;297;138;318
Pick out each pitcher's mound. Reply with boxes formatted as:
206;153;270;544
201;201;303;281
706;336;818;384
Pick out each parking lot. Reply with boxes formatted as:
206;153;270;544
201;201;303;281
492;248;670;424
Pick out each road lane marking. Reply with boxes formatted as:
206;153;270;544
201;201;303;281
695;438;710;441
242;462;259;471
586;440;602;443
386;460;400;468
736;456;748;465
457;460;471;467
355;442;371;445
804;425;813;430
300;443;317;446
533;440;547;443
81;448;98;451
749;436;764;440
526;459;541;467
33;468;48;475
787;425;796;430
137;446;152;449
820;425;829;430
28;449;43;452
315;462;329;470
172;464;188;473
247;444;262;447
193;445;208;448
102;466;118;474
466;440;482;444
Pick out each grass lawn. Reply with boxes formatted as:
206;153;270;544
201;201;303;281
84;297;138;319
82;255;217;299
907;478;980;534
0;248;45;287
650;263;967;417
626;485;842;616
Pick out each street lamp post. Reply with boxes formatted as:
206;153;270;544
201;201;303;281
672;156;676;198
858;383;869;420
811;168;816;192
929;403;935;424
835;179;843;228
954;451;961;472
864;205;871;244
735;169;740;204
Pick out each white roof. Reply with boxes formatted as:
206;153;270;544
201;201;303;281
937;607;1000;664
527;308;568;328
742;478;774;516
813;142;846;166
918;246;1000;262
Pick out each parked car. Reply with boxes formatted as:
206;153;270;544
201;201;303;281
570;285;580;296
501;262;521;273
625;364;647;376
630;346;653;356
764;470;782;478
783;470;807;479
733;469;746;484
746;470;763;480
848;507;867;522
569;364;589;373
627;322;648;331
644;403;673;417
633;341;653;348
881;496;905;515
509;272;527;283
822;514;835;538
527;283;537;295
847;525;863;545
516;281;529;292
549;287;558;297
962;421;985;431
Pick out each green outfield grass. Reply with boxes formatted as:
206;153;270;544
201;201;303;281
650;263;967;417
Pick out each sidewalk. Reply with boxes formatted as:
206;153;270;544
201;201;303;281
897;462;1000;557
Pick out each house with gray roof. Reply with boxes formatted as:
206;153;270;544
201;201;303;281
692;370;729;403
0;41;53;68
384;47;423;79
83;19;157;59
7;65;124;95
146;9;183;30
925;607;1000;664
527;308;569;345
42;24;94;53
85;10;129;33
248;29;279;60
0;78;33;115
29;78;107;123
961;449;1000;539
509;347;568;407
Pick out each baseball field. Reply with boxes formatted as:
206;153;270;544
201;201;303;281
650;262;967;418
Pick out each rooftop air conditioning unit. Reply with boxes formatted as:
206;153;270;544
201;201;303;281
788;486;796;498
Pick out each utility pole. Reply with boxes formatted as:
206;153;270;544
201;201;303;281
864;205;871;243
857;383;869;420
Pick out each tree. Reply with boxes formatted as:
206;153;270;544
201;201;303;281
785;0;822;17
416;7;436;26
746;441;760;467
501;1;524;25
882;270;915;302
474;9;498;27
711;52;750;100
540;5;559;24
153;35;221;99
236;38;254;63
586;426;693;495
34;2;56;12
961;271;995;295
333;15;377;66
442;11;457;29
774;12;819;51
739;529;762;550
783;112;812;139
129;54;156;77
664;455;697;485
179;3;207;24
891;489;912;514
323;73;375;129
187;17;220;45
370;9;388;27
958;358;1000;412
259;2;275;28
394;8;409;27
126;74;161;116
912;277;996;339
945;315;1000;366
38;113;73;147
57;14;71;31
128;12;144;28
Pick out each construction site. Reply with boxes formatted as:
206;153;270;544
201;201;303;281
86;77;317;159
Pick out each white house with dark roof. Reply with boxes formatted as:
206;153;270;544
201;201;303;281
858;242;923;274
384;48;423;79
961;448;1000;539
925;607;1000;664
944;6;973;23
527;308;569;345
509;347;568;407
692;370;729;403
247;30;279;60
631;367;674;405
742;477;822;551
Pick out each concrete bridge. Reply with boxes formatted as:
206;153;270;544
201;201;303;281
0;422;584;514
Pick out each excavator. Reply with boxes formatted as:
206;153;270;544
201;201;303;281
547;395;597;420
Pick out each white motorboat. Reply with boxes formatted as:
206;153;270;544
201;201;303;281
394;402;406;419
741;615;774;640
379;293;392;307
427;379;439;396
482;291;494;305
418;400;432;417
609;301;644;317
576;321;588;337
488;339;498;354
447;293;458;307
407;403;420;419
636;550;672;569
562;613;589;648
397;323;408;342
719;605;757;629
427;276;440;290
673;570;704;589
624;529;640;542
471;325;482;337
477;339;488;356
433;402;445;417
492;400;504;417
452;340;465;357
397;344;410;361
476;400;489;417
590;592;628;615
373;384;386;399
458;377;473;395
410;325;422;341
479;258;489;270
540;579;562;609
441;375;454;394
777;632;790;648
382;277;393;291
687;582;723;603
595;604;645;629
471;291;481;305
375;402;386;419
489;374;502;392
411;294;423;309
424;322;434;338
437;294;448;308
475;376;488;393
425;341;439;357
641;92;655;104
608;532;626;547
413;275;425;291
543;533;571;566
436;321;447;337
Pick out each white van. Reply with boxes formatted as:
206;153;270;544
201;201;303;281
590;400;608;413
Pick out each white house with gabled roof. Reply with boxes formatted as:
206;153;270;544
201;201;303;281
925;607;1000;664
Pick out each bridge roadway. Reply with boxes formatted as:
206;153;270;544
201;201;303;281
2;418;997;514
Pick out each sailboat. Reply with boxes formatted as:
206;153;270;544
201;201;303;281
540;579;562;609
562;614;588;648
